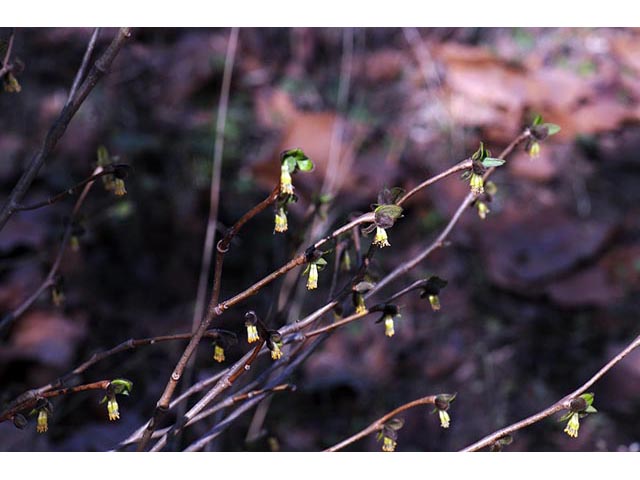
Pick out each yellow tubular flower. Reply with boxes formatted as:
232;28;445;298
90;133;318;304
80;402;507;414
113;178;127;196
529;141;541;158
428;295;441;311
270;343;283;360
36;410;48;433
107;398;120;421
355;294;367;315
280;164;294;195
384;315;395;337
373;226;390;248
246;325;259;344
438;409;450;429
307;263;318;290
274;208;288;233
477;201;490;220
213;344;225;363
564;412;580;438
382;436;397;452
469;173;484;195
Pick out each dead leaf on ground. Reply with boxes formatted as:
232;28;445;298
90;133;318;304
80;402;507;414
2;310;87;368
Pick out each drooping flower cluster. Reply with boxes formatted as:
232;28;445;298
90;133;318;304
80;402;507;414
432;393;456;429
376;418;404;452
100;378;133;422
560;393;597;439
303;248;327;291
373;303;401;338
364;188;404;249
273;149;314;234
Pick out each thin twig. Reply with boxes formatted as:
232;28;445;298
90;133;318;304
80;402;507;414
461;333;640;452
190;26;239;338
0;380;111;423
66;28;101;106
138;197;371;449
0;166;103;335
368;131;530;296
0;28;16;79
0;326;232;424
136;132;525;449
149;383;294;452
396;159;472;206
13;165;126;211
0;27;131;233
324;394;437;452
183;335;325;452
178;25;239;446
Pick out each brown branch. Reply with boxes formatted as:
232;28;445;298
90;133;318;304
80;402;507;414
148;383;294;452
177;26;240;447
0;28;16;79
324;394;437;452
396;159;472;206
0;27;131;233
0;166;103;335
461;333;640;452
0;329;233;424
137;133;526;449
142;341;265;451
13;165;127;212
66;28;101;106
367;131;531;297
0;380;111;423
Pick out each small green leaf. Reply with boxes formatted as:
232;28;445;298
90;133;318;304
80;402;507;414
543;123;561;136
314;258;328;267
296;158;314;172
109;378;133;395
284;156;297;174
585;406;597;413
579;392;594;405
481;157;505;168
374;204;403;220
532;114;543;126
472;142;485;161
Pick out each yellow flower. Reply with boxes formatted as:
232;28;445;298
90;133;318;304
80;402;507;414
306;263;318;290
382;436;397;452
384;315;395;337
476;201;490;220
113;178;127;196
529;141;540;158
428;295;441;311
274;208;288;233
36;410;48;433
373;226;390;248
438;409;451;429
107;398;120;421
280;164;294;195
52;287;65;307
469;173;484;195
270;343;283;360
246;324;259;344
213;344;225;363
564;412;580;438
354;294;367;315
